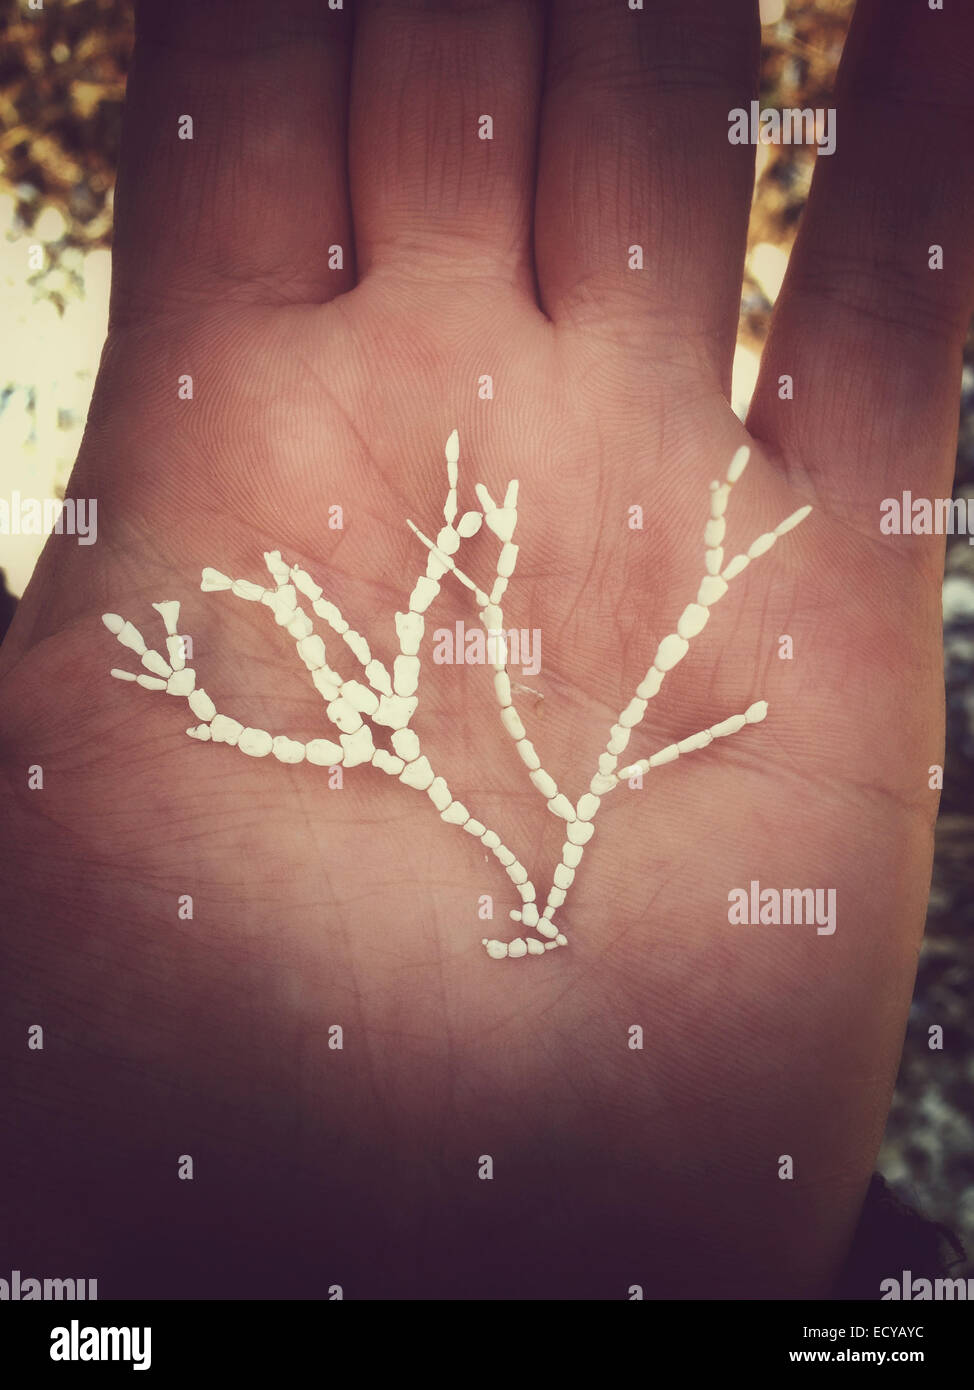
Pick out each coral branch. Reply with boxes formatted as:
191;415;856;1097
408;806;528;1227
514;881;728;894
103;606;352;765
614;700;769;782
591;446;810;803
536;700;771;921
408;488;575;843
526;445;812;930
104;430;811;963
103;591;549;948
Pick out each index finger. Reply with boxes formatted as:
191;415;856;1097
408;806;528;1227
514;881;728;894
746;0;974;535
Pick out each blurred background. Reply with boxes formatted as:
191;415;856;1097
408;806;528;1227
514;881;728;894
1;0;971;1276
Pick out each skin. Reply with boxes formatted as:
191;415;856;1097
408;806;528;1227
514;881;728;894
1;0;972;1299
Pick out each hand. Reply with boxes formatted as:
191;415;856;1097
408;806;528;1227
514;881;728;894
2;0;972;1299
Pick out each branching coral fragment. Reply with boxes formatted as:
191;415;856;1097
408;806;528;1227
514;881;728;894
103;430;811;961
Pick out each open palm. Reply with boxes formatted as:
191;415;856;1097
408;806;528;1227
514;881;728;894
2;0;972;1299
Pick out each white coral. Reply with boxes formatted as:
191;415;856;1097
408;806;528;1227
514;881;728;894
104;431;811;960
